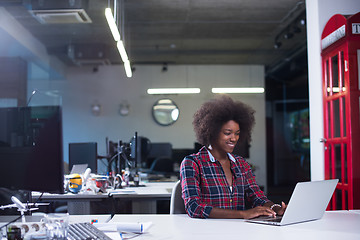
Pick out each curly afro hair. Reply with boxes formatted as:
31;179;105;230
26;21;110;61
193;95;255;147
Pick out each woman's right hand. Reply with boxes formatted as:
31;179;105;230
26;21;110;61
241;206;276;219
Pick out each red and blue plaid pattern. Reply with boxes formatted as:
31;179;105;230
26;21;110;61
180;146;269;218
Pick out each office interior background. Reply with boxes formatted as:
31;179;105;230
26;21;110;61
0;0;359;207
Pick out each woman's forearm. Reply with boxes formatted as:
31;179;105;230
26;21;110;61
209;205;277;219
209;207;243;218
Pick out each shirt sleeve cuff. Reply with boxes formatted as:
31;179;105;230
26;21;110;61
203;205;213;218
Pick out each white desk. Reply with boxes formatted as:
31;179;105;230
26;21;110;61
32;192;108;215
109;211;360;240
109;181;175;214
32;182;176;214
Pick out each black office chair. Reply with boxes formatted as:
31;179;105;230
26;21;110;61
170;180;186;214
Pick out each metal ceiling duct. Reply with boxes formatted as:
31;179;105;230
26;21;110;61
67;44;111;66
30;9;91;24
28;0;91;24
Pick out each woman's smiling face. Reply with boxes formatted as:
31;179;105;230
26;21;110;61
213;120;240;153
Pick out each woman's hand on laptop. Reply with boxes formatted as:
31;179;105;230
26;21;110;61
243;206;277;219
273;201;287;216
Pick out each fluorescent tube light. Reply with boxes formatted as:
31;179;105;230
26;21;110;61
212;87;265;93
105;7;132;78
117;40;129;62
124;60;132;78
105;8;120;42
147;88;201;95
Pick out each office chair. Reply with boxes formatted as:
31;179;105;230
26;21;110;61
170;180;186;214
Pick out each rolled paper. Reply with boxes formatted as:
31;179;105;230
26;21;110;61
116;222;143;233
94;222;152;234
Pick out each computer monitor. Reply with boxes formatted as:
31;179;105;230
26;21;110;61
0;106;64;193
69;142;98;173
130;132;140;168
147;142;172;168
130;132;151;169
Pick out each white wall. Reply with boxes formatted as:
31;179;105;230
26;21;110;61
306;0;360;181
28;64;268;188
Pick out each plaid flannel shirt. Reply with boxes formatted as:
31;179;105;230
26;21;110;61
180;146;269;218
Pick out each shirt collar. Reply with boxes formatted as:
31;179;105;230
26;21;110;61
206;148;236;163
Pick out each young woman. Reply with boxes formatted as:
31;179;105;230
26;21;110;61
180;95;286;219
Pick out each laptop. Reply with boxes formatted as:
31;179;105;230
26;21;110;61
246;179;338;226
70;164;89;174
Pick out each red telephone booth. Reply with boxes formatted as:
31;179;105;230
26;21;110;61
321;12;360;210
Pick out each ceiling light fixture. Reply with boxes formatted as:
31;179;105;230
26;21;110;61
274;41;282;49
273;10;306;50
162;63;168;72
283;32;294;39
124;60;132;78
105;8;120;42
117;40;128;62
147;88;201;95
212;88;265;94
299;18;306;26
105;5;132;78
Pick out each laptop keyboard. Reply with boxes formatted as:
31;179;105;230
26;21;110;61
251;215;283;222
68;222;112;240
264;217;282;222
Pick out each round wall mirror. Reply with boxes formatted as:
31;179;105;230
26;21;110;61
152;99;179;126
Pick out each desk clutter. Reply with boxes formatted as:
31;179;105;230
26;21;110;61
65;167;144;194
0;214;152;240
68;137;184;191
2;221;111;240
65;165;178;195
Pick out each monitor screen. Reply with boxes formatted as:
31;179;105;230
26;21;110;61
69;142;98;173
130;133;151;169
130;132;140;168
0;106;64;193
147;142;172;168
